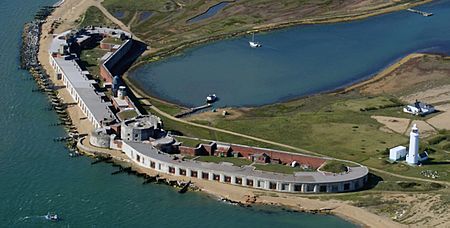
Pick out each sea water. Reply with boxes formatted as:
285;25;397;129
0;0;356;226
130;0;450;107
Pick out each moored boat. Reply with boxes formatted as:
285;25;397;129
206;94;217;103
249;33;262;48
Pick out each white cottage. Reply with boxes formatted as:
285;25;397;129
403;100;435;116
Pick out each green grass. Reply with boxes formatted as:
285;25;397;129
117;109;138;120
153;112;289;151
211;94;408;163
102;37;124;45
320;160;350;173
102;0;420;54
253;163;312;174
79;47;109;77
195;156;252;167
373;181;445;192
79;6;117;28
148;97;186;116
174;92;450;181
175;136;211;148
331;96;403;112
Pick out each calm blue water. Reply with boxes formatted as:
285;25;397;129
113;11;125;19
187;1;231;23
0;0;355;227
131;0;450;107
139;11;153;22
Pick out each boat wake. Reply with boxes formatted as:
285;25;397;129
18;214;59;222
17;215;45;221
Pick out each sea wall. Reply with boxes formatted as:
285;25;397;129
123;141;369;194
100;39;133;83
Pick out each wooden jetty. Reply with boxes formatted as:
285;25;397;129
175;104;212;118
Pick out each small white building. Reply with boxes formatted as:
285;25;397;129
389;146;407;161
403;100;435;116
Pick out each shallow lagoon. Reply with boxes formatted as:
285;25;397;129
0;0;356;226
130;0;450;107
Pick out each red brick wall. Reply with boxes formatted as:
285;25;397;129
230;145;325;169
177;142;326;169
100;42;113;50
99;64;113;83
179;146;196;156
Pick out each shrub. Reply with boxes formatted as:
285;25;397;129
398;182;420;189
428;135;448;145
430;183;444;189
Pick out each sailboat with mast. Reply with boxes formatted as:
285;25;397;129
249;33;262;48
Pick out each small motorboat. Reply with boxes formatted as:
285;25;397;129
206;94;217;103
44;213;59;221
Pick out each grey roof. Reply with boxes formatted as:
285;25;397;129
49;27;131;55
152;136;175;145
54;58;115;125
126;142;368;184
123;115;161;129
49;27;132;127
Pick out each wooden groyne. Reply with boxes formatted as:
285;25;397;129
21;5;79;155
406;8;433;17
175;103;212;118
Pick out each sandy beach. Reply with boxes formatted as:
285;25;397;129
36;0;447;227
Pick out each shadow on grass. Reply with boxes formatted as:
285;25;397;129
360;173;384;191
421;157;450;166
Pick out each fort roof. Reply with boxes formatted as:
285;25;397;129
49;27;131;55
53;57;116;125
125;141;369;184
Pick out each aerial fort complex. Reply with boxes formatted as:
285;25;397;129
20;0;448;226
48;27;368;194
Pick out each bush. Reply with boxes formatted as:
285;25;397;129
442;142;450;150
397;182;420;189
430;183;444;189
428;135;448;145
321;161;348;173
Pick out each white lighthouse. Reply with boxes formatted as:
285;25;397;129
406;124;419;165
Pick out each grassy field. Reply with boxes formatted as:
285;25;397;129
102;37;124;45
146;97;186;116
102;0;426;55
78;6;117;28
79;47;108;77
212;94;408;162
117;109;139;120
185;92;449;181
152;111;289;152
195;156;252;167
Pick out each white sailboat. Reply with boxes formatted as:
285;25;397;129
249;33;262;48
